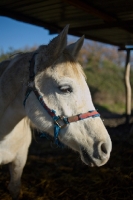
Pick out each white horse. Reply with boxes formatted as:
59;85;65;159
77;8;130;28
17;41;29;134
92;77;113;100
0;25;112;199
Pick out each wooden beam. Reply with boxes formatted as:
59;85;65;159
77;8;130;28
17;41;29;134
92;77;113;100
0;7;128;47
64;0;116;22
118;47;133;51
0;7;123;46
69;30;122;46
64;0;133;35
71;24;112;31
71;20;133;32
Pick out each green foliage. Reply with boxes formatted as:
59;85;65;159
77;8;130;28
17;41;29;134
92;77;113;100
0;49;10;62
84;51;133;114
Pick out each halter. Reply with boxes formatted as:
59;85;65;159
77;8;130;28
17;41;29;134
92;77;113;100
23;53;100;146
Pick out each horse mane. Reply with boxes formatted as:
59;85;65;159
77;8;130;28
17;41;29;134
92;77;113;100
0;59;11;77
0;52;26;78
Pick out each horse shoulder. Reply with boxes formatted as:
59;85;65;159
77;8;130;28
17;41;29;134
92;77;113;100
0;118;32;165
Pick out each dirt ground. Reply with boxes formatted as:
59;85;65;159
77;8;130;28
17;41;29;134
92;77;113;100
0;114;133;200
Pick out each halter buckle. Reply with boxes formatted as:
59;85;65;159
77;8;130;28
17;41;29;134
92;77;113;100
54;116;67;129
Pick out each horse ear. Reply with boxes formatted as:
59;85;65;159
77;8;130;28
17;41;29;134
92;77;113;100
66;35;84;58
46;25;69;58
36;25;69;71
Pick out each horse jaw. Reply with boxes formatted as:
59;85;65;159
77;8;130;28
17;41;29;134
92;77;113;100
59;117;112;167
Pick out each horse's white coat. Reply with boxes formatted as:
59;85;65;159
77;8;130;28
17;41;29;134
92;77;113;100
0;25;112;199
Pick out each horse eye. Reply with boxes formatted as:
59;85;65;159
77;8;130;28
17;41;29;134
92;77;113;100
59;85;72;93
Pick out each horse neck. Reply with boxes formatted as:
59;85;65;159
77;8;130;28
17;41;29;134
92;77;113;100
0;90;26;138
0;53;32;137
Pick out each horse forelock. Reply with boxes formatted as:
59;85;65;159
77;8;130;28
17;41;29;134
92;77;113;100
54;50;86;80
35;50;86;89
35;47;86;81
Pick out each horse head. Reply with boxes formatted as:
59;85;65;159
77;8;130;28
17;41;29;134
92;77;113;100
24;25;112;167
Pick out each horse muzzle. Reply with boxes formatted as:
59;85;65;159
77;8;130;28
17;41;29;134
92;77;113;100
80;141;111;167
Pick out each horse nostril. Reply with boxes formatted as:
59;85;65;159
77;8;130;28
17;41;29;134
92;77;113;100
98;142;108;157
101;143;108;154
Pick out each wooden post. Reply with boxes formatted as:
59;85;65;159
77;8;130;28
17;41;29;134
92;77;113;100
118;47;132;124
124;50;131;124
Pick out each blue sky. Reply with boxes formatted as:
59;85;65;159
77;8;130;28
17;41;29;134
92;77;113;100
0;16;77;53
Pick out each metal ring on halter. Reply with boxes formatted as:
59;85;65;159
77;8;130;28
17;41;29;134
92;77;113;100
54;116;68;129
